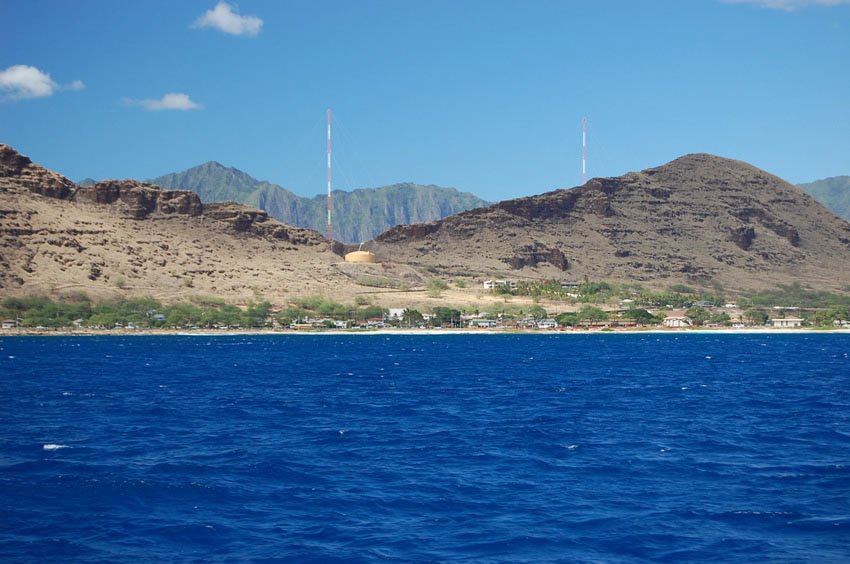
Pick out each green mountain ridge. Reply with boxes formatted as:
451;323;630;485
797;176;850;222
149;162;489;243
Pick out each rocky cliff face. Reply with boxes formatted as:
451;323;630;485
0;144;328;245
0;144;76;199
0;145;346;303
75;180;204;219
372;153;850;292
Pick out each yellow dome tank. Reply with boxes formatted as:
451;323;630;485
344;250;378;263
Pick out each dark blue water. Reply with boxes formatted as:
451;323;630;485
1;334;848;562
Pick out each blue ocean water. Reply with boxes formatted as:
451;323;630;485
0;333;848;562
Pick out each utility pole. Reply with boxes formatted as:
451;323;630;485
327;108;332;241
582;117;587;185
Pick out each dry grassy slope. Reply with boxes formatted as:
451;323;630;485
0;144;378;304
371;154;850;292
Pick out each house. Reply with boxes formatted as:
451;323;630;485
771;317;804;328
516;317;538;329
386;308;405;320
663;317;691;328
537;319;559;329
469;319;498;328
2;320;15;329
483;280;518;290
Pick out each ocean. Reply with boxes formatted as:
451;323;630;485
1;333;848;562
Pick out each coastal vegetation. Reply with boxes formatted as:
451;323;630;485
275;296;384;326
2;281;849;331
739;283;850;309
493;280;850;310
492;280;725;307
427;278;449;298
0;295;273;329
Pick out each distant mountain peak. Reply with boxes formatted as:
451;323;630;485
151;162;489;242
798;175;850;222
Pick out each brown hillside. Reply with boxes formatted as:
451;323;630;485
0;145;374;304
371;154;850;292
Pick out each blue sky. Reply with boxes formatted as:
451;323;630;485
1;0;848;201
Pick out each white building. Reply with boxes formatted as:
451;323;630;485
663;317;691;328
483;280;518;290
770;317;804;328
469;319;498;328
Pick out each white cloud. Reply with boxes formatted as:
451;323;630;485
722;0;850;10
66;80;86;92
193;2;263;36
0;65;57;101
0;65;85;102
124;93;202;111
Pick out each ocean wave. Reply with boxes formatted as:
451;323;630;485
2;333;848;562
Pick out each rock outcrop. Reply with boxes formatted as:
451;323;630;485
0;144;75;199
0;144;347;302
74;180;204;219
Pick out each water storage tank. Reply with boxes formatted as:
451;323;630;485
344;250;378;263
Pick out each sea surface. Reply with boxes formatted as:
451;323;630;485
1;333;848;562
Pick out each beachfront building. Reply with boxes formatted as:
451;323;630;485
770;317;804;328
469;319;498;328
663;316;691;328
385;308;406;321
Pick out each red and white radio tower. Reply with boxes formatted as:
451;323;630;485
582;117;587;185
327;108;332;241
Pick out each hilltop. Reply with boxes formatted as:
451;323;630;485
798;176;850;222
370;153;850;293
150;162;489;243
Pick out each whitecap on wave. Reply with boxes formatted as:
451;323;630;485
43;444;69;451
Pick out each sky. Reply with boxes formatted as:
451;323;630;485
1;0;849;201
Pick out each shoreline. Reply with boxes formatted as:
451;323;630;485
2;326;848;337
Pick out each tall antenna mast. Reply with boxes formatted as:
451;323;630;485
327;108;332;241
582;117;587;185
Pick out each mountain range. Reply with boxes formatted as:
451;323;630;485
83;161;850;242
147;162;489;243
5;143;850;307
